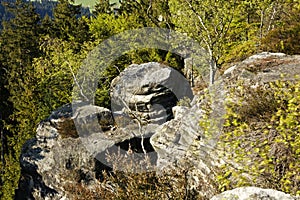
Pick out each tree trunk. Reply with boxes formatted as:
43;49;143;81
209;57;216;85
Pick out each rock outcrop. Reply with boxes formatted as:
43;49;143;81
15;104;109;200
15;104;156;200
15;56;300;199
211;187;300;200
150;52;300;197
152;52;300;165
110;62;193;125
223;52;300;85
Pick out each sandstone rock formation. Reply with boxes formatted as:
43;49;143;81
150;52;300;197
210;187;300;200
15;56;300;199
110;62;193;125
152;52;300;167
15;104;109;200
15;103;156;200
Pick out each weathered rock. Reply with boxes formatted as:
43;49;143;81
110;62;193;125
223;52;300;83
15;104;156;199
172;106;190;120
150;83;226;198
15;123;95;199
150;52;300;198
15;104;109;199
210;187;300;200
74;105;114;132
152;52;300;166
16;55;300;199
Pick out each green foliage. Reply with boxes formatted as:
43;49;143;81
169;0;299;73
118;0;174;28
222;39;259;65
94;0;112;15
0;0;91;198
176;96;192;107
261;11;300;54
2;0;300;198
34;36;90;114
0;154;20;200
0;1;42;198
169;0;240;65
216;80;300;195
52;0;90;44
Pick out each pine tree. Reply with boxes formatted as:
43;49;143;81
94;0;112;15
40;13;53;36
0;0;41;198
52;0;89;44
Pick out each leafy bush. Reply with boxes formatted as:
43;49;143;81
216;79;300;195
261;11;300;55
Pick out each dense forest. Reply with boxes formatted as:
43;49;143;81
0;0;300;199
0;0;91;29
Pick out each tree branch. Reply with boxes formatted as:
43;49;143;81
66;61;89;102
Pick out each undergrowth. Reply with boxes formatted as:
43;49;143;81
63;148;208;199
216;79;300;195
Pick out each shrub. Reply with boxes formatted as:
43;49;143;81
261;12;300;55
216;79;300;195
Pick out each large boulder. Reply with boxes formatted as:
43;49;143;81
210;187;300;200
110;62;193;125
15;104;99;200
15;104;156;200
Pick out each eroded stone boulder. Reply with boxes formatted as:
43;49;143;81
16;56;300;199
110;62;193;125
15;103;156;200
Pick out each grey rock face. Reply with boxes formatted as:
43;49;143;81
15;103;156;200
110;62;193;125
150;84;225;198
73;105;114;139
152;52;300;169
151;53;300;197
210;187;300;200
16;57;300;199
15;104;114;200
223;52;300;83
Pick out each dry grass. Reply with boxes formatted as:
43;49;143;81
63;147;212;199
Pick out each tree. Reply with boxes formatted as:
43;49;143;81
169;0;240;85
118;0;174;28
33;36;91;116
52;0;90;44
261;1;300;54
168;0;297;84
94;0;113;15
0;0;42;198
